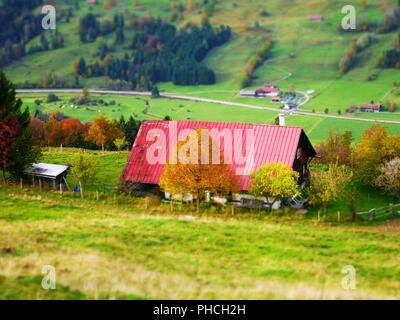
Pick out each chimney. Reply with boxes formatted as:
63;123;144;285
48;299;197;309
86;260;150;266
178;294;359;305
279;114;286;126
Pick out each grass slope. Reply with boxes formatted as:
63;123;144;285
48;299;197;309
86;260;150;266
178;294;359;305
1;149;399;299
1;184;400;300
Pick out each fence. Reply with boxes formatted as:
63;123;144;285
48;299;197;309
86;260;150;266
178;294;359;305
356;203;400;221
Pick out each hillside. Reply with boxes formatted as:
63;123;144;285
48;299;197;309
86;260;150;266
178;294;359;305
3;1;399;103
2;0;399;144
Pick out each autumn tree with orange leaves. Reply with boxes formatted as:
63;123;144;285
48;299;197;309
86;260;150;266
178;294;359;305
85;116;123;153
60;118;85;147
160;129;241;212
45;113;64;146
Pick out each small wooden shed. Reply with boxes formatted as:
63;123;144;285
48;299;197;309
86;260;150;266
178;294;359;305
24;163;71;190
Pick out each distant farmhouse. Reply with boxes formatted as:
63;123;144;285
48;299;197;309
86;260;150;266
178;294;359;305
360;103;382;113
347;103;383;113
240;84;281;98
255;84;281;97
121;120;316;208
308;15;324;22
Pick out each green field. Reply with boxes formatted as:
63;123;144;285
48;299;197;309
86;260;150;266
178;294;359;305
20;92;400;143
2;0;400;301
1;150;400;300
3;0;398;145
4;0;400;113
1;189;399;300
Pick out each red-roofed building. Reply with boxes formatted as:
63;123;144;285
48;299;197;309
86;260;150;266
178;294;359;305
255;84;280;97
121;120;316;203
360;103;382;112
308;15;324;22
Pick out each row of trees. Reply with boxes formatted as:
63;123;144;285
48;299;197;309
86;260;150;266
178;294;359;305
79;13;123;43
30;112;141;152
27;32;65;54
378;33;400;68
240;38;273;88
316;126;400;197
338;34;373;75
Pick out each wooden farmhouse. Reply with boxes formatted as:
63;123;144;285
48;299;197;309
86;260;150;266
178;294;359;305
121;120;316;208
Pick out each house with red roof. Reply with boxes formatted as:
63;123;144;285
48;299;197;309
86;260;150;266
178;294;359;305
360;103;382;112
308;15;324;22
121;120;316;207
255;84;281;97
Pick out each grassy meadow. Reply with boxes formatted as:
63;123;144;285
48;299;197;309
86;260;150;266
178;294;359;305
20;92;400;143
0;152;400;300
0;149;399;300
1;0;400;301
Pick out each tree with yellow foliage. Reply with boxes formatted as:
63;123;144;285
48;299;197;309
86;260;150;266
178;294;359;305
71;59;79;75
85;116;123;153
309;164;353;217
250;163;300;211
187;0;197;11
353;125;400;185
160;129;240;212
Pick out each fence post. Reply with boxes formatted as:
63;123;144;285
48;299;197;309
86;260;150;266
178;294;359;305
369;209;376;221
337;211;341;223
389;204;395;217
317;210;321;222
60;183;62;195
39;178;42;192
231;205;235;216
79;182;83;199
96;191;99;201
145;197;148;210
20;178;23;189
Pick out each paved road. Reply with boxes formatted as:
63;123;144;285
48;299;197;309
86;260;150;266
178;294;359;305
16;89;400;124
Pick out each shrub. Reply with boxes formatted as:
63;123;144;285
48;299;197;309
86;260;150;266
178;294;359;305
46;93;59;103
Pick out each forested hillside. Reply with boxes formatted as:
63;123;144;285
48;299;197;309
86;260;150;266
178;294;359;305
0;0;45;66
79;17;231;88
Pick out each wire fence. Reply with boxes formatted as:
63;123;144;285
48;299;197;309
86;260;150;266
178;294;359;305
356;203;400;221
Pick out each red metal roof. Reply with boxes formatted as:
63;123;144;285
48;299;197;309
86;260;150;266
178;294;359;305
308;15;324;21
122;120;312;191
256;87;280;94
360;103;381;111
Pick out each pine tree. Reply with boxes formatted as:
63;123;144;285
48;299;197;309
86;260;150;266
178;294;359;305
0;71;41;179
78;57;87;76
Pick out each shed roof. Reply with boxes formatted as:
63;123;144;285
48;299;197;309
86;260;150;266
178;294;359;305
25;163;71;179
122;120;316;191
